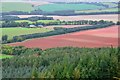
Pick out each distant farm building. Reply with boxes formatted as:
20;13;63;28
38;25;43;28
29;25;44;28
29;25;36;28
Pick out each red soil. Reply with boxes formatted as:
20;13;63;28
9;25;119;50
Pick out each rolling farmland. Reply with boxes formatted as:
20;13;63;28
9;25;119;49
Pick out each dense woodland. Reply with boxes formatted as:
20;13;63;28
2;20;115;44
1;45;120;79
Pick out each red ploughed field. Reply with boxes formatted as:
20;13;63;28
9;25;119;50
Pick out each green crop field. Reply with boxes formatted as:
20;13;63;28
35;3;105;12
1;2;34;12
0;54;13;59
75;8;118;13
15;20;60;24
1;27;52;40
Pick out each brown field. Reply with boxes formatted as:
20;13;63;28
12;14;118;23
9;25;119;50
49;14;118;23
44;25;92;29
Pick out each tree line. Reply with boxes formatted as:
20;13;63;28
2;21;115;44
1;9;119;16
1;16;54;21
2;45;120;79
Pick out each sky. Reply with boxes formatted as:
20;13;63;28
1;0;119;2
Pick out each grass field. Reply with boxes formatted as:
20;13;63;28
0;54;13;59
1;2;34;12
1;27;52;39
15;20;59;24
75;8;118;13
35;3;105;12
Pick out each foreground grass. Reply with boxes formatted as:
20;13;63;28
1;27;52;39
2;46;120;78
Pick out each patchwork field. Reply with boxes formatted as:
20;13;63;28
9;25;119;49
1;28;52;39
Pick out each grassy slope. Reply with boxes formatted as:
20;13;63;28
1;2;34;12
1;28;52;40
35;3;105;12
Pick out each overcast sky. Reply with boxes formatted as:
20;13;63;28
1;0;119;2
